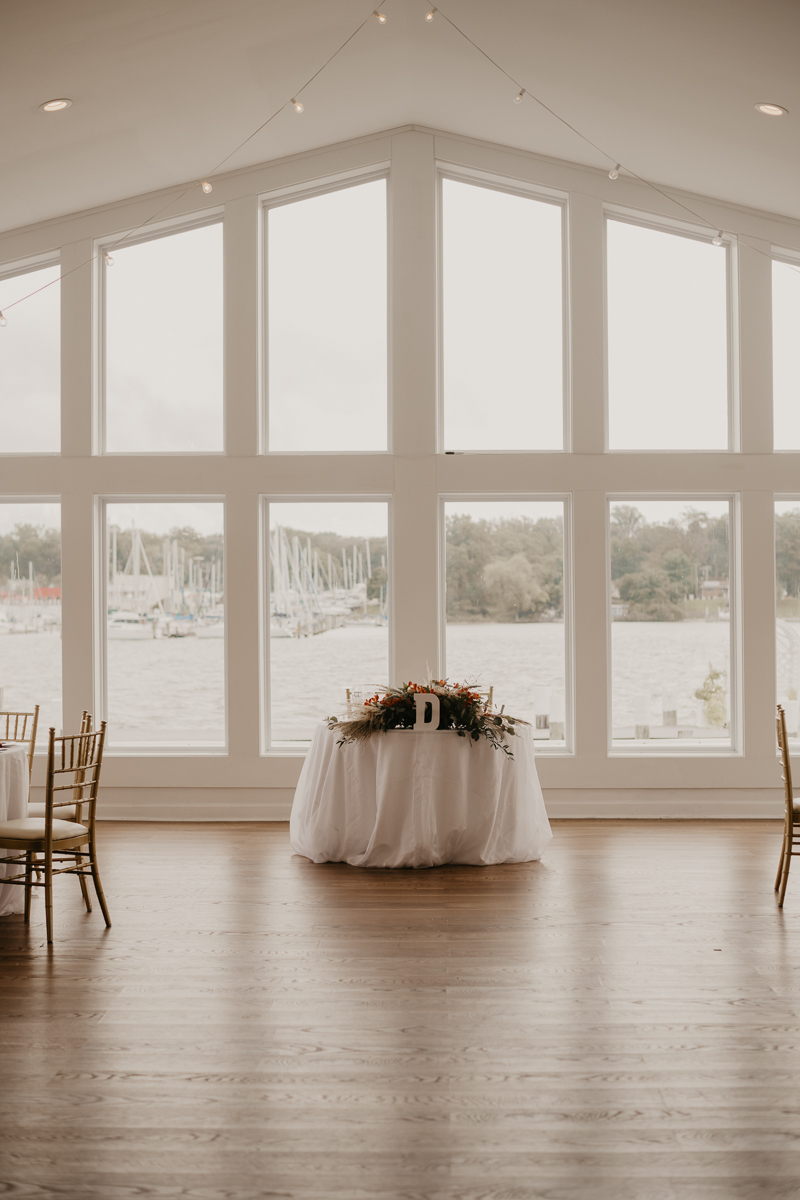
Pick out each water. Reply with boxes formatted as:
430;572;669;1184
0;621;738;747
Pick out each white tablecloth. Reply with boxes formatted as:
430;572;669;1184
0;744;29;916
290;722;552;868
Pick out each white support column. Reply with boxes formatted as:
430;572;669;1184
224;195;260;456
739;237;773;454
60;484;95;738
571;489;610;759
389;130;439;683
60;239;93;457
59;240;95;735
224;488;261;761
568;193;606;454
740;490;779;763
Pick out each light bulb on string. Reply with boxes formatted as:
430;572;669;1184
0;312;6;327
374;10;387;22
609;164;620;180
103;252;114;267
514;89;525;104
425;7;436;19
712;231;723;246
291;98;304;112
201;181;213;193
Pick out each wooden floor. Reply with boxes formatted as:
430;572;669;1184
1;820;799;1199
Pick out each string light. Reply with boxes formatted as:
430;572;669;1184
5;0;800;326
103;251;114;266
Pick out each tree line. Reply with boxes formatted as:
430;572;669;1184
610;506;729;621
446;514;563;622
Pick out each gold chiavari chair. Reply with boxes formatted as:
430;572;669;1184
0;722;110;944
775;704;799;907
28;712;93;908
0;706;39;783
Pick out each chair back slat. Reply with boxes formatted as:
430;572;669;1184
44;723;106;833
0;707;39;781
777;705;793;816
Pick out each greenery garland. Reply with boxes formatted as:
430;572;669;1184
327;680;526;757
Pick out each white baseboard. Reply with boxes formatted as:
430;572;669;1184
26;784;784;821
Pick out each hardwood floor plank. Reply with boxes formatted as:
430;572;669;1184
1;819;800;1199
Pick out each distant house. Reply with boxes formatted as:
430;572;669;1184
34;586;61;601
701;579;729;600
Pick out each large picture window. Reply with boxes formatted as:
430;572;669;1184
266;179;388;452
773;259;800;450
441;177;564;451
103;501;225;748
103;223;223;453
266;501;389;746
443;500;567;748
606;220;729;450
609;499;734;750
0;262;60;453
0;502;61;741
776;500;800;747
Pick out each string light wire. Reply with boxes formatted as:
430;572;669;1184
2;0;798;315
430;2;800;272
0;1;383;314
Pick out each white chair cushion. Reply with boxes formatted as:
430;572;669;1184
0;818;88;843
27;803;78;819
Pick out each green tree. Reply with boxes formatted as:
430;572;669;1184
662;548;692;594
483;554;547;620
0;523;61;585
695;663;728;727
617;571;684;621
777;510;800;598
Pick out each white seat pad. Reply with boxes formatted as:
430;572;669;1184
0;818;89;842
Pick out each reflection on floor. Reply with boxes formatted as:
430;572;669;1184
1;819;798;1198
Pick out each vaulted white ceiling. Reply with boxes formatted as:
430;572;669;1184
2;0;798;235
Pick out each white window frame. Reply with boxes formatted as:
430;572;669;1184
93;210;225;457
260;493;393;753
603;207;739;454
436;165;570;455
439;492;574;755
606;492;741;756
95;494;228;756
260;166;392;456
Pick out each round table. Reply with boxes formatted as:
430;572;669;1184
290;722;552;868
0;744;30;916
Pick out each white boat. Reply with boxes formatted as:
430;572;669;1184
108;612;152;640
196;620;224;639
270;618;295;638
0;613;10;635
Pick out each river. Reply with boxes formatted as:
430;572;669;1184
0;620;736;747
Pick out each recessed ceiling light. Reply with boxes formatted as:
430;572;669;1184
755;102;788;116
39;98;72;112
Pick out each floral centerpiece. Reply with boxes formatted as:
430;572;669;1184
327;679;526;757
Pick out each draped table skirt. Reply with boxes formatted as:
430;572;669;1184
0;745;29;916
290;723;552;868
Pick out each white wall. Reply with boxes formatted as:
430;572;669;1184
1;124;796;818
